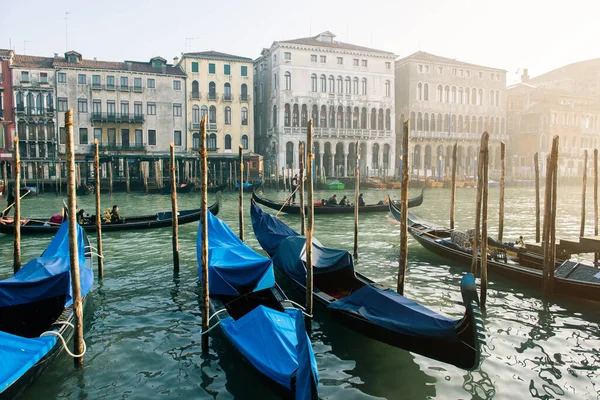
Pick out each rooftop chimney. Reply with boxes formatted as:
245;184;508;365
521;68;530;83
173;56;179;65
126;61;132;71
54;53;58;59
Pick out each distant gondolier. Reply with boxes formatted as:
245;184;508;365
291;174;299;203
2;186;15;218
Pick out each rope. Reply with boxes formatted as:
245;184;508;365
199;308;229;336
286;300;313;318
40;321;87;358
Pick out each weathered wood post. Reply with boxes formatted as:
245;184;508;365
199;116;210;353
450;143;457;229
35;161;39;197
550;137;559;291
229;162;233;191
398;119;410;295
471;136;485;274
108;159;113;194
542;137;559;295
595;149;598;264
2;161;7;194
58;161;62;196
93;140;104;277
13;137;21;273
498;142;506;242
305;120;314;333
534;152;541;243
354;141;360;259
480;132;490;308
219;161;223;185
65;109;85;367
170;144;180;271
275;161;279;192
238;146;244;241
125;157;130;194
246;161;250;185
299;142;306;235
580;150;588;237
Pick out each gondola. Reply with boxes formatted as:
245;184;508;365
0;202;219;235
160;182;195;195
76;183;94;196
389;202;600;301
252;187;424;215
197;210;318;399
207;183;228;194
1;222;94;398
235;182;261;193
251;201;483;370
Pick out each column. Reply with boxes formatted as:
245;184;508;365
330;152;334;177
365;143;373;177
319;152;324;178
343;153;348;177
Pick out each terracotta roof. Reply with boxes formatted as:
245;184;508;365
11;54;55;69
530;58;600;84
277;34;394;56
0;49;12;58
53;58;185;76
183;51;253;62
396;51;506;72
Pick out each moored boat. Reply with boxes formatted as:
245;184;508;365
252;187;424;215
197;210;318;398
251;201;483;370
389;201;600;301
0;202;219;235
0;222;94;398
325;180;345;190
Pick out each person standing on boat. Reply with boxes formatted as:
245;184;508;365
358;193;366;207
291;174;298;204
110;205;122;223
2;186;15;218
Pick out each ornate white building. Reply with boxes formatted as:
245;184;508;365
254;31;396;177
395;52;508;178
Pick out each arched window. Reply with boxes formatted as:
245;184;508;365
417;112;423;131
410;112;416;131
458;87;464;104
353;78;359;94
465;87;470;104
346;106;352;128
337;106;343;128
192;80;199;99
495;90;500;107
284;104;291;127
353;107;359;129
444;85;450;103
311;74;317;92
16;92;23;109
209;105;216;123
200;106;208;122
385;80;391;97
209;82;216;100
286;142;294;167
225;134;232;150
328;75;335;93
465;116;470;133
431;113;436;131
27;93;35;110
292;104;299;127
472;88;477;105
371;108;377;130
224;106;231;125
458;115;463;133
241;107;248;125
329;106;335;127
437;85;443;102
312;105;319;127
451;86;457;104
320;75;327;92
385;109;391;130
423;83;429;101
241;83;248;101
345;77;351;94
437;114;443;132
478;89;483;105
301;105;308;127
224;83;231;101
489;90;494;106
241;135;249;150
192;105;200;123
207;133;217;149
424;113;430;131
417;82;423;101
284;72;291;90
192;133;200;149
272;105;278;127
361;78;367;95
361;108;367;129
320;105;327;127
337;76;343;93
378;109;384;130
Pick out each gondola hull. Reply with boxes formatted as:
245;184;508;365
252;188;424;215
0;202;219;235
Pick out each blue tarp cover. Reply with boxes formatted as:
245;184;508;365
197;211;274;296
220;306;318;391
294;307;318;400
234;182;253;189
328;285;457;339
251;202;300;257
0;222;93;307
0;330;57;392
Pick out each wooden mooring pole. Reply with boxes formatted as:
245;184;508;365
498;142;506;242
125;157;130;194
534;152;541;243
299;142;306;235
13;137;21;273
65;109;85;367
199;116;210;353
542;137;559;295
275;161;279;192
398;119;409;295
94;140;104;277
305;120;314;334
594;149;598;264
238;146;244;241
450;143;457;230
353;141;360;259
471;138;485;275
170;144;180;271
480;132;490;308
35;161;39;197
580;150;588;237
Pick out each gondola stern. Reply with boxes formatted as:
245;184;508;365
459;273;484;370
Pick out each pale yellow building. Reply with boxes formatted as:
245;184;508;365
178;51;253;156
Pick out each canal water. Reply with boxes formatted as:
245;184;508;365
1;185;599;399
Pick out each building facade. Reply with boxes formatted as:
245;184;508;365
395;52;508;179
0;49;14;156
254;31;396;178
507;70;600;178
177;51;253;155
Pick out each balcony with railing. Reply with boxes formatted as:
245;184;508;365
207;92;217;101
15;106;55;116
191;91;201;100
191;122;201;130
240;94;250;102
97;142;147;153
90;112;144;124
208;123;218;131
411;130;509;142
267;126;393;140
223;94;233;102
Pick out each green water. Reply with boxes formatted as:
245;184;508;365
1;186;599;399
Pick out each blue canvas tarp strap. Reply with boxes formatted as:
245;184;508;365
328;285;458;339
197;211;274;296
0;330;57;392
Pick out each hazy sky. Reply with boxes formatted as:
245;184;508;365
1;0;598;84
